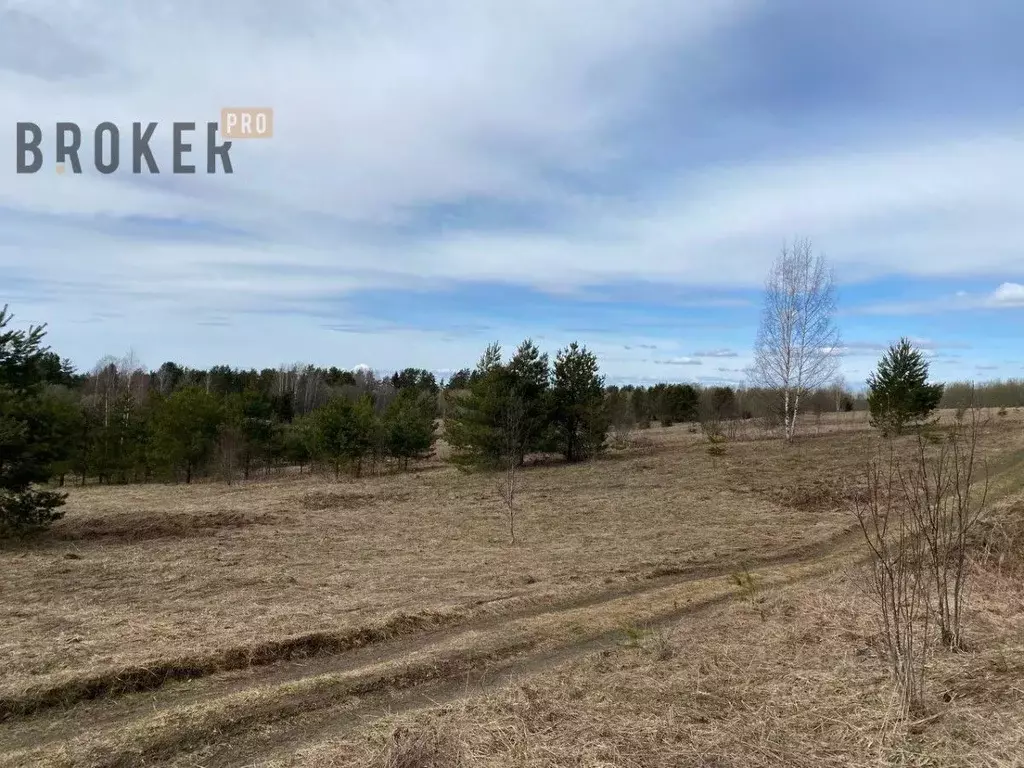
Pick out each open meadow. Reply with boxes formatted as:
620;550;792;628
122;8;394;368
2;409;1023;767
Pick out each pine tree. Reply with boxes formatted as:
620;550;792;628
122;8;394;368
282;415;315;473
151;386;224;483
631;387;651;428
550;342;609;462
0;306;70;536
223;388;276;479
443;343;509;469
662;384;700;424
312;395;377;478
349;395;379;477
505;339;550;463
383;388;437;469
867;337;944;436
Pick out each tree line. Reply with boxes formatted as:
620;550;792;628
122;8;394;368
2;294;1019;537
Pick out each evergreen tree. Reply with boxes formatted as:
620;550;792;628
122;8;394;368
444;343;509;469
223;388;276;479
505;339;550;463
349;395;379;477
390;367;439;396
710;386;737;419
550;342;609;462
151;386;224;483
867;337;944;436
0;306;70;536
631;386;651;428
313;396;353;479
312;395;378;478
446;368;473;390
41;385;87;486
383;388;438;468
282;415;315;473
661;384;700;424
605;386;633;432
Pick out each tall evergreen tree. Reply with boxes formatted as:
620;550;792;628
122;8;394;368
282;415;315;473
661;384;700;424
867;337;944;436
151;386;224;483
312;395;377;478
390;368;439;395
383;388;438;469
223;388;276;479
506;339;550;463
550;342;609;462
0;306;70;536
631;386;651;428
443;343;509;469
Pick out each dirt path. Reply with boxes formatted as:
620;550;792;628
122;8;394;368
203;577;803;768
0;526;864;768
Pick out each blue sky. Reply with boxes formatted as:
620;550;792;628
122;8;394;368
1;0;1022;387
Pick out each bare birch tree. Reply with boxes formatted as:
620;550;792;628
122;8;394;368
496;396;525;544
751;238;840;440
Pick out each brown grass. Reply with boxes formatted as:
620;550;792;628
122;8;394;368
0;408;1022;767
1;420;897;706
279;563;1024;768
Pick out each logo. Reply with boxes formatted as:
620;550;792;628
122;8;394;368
15;108;273;175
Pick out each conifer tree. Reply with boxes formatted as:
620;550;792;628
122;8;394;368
0;306;70;536
383;387;437;469
444;343;509;469
550;342;609;462
505;339;550;463
867;337;944;436
151;386;224;483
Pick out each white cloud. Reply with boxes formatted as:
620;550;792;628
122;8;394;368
654;357;703;366
693;348;738;358
2;1;1023;376
990;282;1024;306
856;284;1024;315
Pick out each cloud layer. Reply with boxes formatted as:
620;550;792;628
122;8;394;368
1;0;1022;380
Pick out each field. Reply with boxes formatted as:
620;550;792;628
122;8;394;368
2;409;1023;767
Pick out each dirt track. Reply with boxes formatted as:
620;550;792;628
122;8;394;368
0;525;865;768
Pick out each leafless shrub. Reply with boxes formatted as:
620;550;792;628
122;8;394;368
901;406;989;651
699;403;728;468
699;400;724;441
759;407;783;437
853;406;990;710
852;444;932;714
609;420;636;450
706;442;726;469
723;416;741;441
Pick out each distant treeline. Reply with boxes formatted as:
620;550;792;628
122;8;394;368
941;380;1024;409
12;331;1024;489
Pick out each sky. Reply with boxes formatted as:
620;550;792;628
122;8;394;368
1;0;1022;388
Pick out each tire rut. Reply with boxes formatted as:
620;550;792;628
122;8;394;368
1;524;860;741
0;531;863;767
192;566;841;768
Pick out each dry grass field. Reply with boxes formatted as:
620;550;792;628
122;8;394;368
1;408;1023;767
